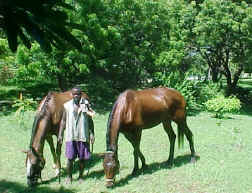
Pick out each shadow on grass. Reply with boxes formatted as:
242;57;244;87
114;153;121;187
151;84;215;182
187;109;201;117
0;87;22;101
0;109;14;116
113;154;200;188
42;153;105;185
0;180;76;193
239;104;252;117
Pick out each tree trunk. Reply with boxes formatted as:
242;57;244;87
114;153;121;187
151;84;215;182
225;62;243;96
57;74;68;91
211;66;219;82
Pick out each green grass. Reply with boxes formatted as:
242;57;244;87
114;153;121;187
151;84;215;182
1;110;252;193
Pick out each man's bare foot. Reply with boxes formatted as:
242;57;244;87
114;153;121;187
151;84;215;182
78;176;84;184
65;177;72;184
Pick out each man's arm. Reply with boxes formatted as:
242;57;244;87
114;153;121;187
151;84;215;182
58;110;66;144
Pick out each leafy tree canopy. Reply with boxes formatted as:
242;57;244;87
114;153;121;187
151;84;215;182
0;0;82;52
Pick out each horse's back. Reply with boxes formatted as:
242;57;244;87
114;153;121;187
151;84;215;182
37;90;89;125
127;87;186;112
115;87;186;129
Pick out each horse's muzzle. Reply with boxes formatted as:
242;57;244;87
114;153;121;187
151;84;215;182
27;176;38;187
105;178;115;188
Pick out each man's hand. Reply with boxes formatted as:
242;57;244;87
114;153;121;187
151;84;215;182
90;134;95;144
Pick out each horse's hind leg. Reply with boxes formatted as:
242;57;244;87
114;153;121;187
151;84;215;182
178;120;196;163
123;130;146;175
46;136;60;176
162;120;176;166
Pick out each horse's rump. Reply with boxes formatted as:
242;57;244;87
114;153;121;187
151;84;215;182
36;91;89;125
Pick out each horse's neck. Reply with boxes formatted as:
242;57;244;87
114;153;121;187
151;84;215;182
32;135;45;156
107;102;122;153
107;121;120;153
31;125;46;155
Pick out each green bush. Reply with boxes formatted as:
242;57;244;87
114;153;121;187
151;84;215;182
204;95;241;118
197;81;223;104
176;79;201;112
153;72;201;111
12;97;37;126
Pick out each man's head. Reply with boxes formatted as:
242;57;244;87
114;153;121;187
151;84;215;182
71;86;82;105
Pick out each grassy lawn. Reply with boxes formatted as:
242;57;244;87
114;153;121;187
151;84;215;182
1;109;252;193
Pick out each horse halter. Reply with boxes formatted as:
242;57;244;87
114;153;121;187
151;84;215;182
26;148;45;185
104;151;120;184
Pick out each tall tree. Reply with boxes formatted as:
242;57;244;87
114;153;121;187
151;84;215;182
193;0;250;94
13;0;172;92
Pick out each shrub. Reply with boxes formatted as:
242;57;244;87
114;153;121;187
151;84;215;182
153;72;201;111
176;79;201;112
12;97;37;126
196;81;223;104
204;95;241;118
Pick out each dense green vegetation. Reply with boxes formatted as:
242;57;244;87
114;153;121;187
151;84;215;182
2;0;252;99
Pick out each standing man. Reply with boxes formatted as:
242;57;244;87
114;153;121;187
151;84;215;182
58;86;95;184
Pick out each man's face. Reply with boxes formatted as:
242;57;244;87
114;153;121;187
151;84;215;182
72;89;82;105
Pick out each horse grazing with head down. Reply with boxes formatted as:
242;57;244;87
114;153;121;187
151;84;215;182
103;87;196;187
23;90;94;186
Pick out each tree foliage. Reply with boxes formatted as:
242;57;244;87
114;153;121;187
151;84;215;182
2;0;252;101
192;0;251;94
0;0;82;52
13;0;172;93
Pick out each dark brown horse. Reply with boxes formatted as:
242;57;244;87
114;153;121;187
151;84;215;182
23;90;94;186
103;87;196;187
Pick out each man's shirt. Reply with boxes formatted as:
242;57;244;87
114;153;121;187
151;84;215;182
64;99;90;142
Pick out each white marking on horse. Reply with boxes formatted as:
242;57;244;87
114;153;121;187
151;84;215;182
27;158;32;176
55;168;60;177
38;97;47;112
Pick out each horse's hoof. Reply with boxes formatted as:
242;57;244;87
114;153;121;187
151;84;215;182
190;157;196;164
166;159;174;167
65;177;72;185
142;164;148;170
78;177;84;184
131;169;139;176
55;168;60;177
106;182;114;188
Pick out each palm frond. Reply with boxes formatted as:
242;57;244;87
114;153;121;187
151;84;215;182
0;0;82;52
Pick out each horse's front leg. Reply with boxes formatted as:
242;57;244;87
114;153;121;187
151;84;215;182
56;140;62;175
132;148;140;175
46;136;60;177
124;130;146;175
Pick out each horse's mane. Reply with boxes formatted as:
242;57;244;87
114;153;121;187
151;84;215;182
29;92;53;148
106;100;118;151
106;90;135;151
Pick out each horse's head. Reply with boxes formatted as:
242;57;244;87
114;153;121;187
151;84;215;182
23;148;45;186
103;151;120;187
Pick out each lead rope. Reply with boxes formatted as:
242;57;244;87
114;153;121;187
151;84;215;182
87;142;93;176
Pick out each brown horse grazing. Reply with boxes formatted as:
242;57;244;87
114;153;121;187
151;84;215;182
103;87;196;187
23;90;94;186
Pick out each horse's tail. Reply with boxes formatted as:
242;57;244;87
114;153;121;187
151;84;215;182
177;127;184;149
29;92;52;148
